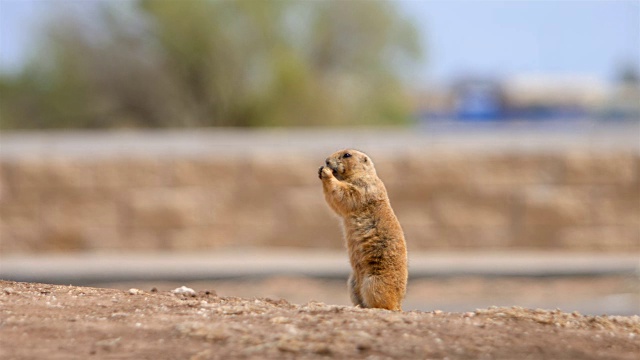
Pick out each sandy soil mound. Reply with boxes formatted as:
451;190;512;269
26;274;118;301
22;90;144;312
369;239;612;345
1;280;638;359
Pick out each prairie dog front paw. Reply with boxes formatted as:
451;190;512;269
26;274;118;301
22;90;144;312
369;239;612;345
318;166;333;180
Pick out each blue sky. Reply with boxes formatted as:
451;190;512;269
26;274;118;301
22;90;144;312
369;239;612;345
399;0;639;85
1;0;639;86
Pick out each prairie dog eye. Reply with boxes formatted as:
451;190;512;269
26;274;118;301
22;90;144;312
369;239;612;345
343;153;352;158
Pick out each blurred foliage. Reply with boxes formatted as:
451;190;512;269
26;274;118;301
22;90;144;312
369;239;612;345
0;0;422;129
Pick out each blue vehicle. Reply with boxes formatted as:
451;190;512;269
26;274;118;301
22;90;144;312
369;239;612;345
453;80;504;121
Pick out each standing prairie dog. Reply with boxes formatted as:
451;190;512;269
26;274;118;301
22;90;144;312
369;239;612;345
318;149;407;311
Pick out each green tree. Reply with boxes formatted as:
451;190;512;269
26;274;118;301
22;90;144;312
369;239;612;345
0;0;422;129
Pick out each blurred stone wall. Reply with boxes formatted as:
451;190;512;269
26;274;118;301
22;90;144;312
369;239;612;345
1;129;638;253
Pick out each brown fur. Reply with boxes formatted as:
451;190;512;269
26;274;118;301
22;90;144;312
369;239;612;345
318;149;407;311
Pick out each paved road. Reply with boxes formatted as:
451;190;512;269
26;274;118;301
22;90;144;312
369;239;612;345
2;250;638;285
1;121;638;159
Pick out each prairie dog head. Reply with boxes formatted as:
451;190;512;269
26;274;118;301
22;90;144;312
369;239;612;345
324;149;375;181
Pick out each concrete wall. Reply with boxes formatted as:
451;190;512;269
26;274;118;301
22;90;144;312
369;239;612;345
1;127;638;253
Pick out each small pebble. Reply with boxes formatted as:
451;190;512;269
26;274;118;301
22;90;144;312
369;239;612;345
271;316;291;324
171;286;196;296
128;288;144;295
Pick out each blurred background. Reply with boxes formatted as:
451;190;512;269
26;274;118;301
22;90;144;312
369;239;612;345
1;0;638;315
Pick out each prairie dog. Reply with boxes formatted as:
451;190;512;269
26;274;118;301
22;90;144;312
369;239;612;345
318;149;407;311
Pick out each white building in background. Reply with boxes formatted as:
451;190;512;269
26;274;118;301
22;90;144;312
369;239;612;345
502;74;609;110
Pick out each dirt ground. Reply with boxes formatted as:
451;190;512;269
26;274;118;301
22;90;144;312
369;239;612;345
97;275;640;316
1;280;639;359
